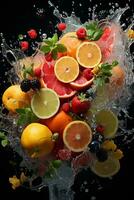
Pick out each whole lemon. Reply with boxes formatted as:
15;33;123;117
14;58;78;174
2;85;30;112
21;123;54;158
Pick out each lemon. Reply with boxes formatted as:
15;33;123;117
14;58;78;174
95;109;118;139
31;88;60;119
91;157;120;178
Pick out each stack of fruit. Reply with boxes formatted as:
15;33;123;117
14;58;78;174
2;21;125;187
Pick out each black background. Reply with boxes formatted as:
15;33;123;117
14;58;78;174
0;0;134;199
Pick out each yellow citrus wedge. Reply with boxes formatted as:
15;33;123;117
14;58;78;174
54;56;79;83
63;120;92;152
76;42;102;68
91;157;120;178
31;88;60;119
95;109;118;139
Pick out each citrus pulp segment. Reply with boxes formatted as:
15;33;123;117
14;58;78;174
31;88;60;119
63;120;92;152
91;157;120;178
54;56;79;83
95;109;118;138
76;42;102;68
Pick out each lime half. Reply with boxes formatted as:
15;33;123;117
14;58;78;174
91;157;120;178
95;109;118;139
31;88;60;119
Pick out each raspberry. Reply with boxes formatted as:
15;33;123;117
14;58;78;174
45;53;53;62
57;23;66;31
61;103;70;113
20;41;29;51
96;125;105;133
20;79;31;92
76;27;87;39
58;149;72;161
34;67;41;78
30;79;41;90
27;29;37;39
83;68;94;80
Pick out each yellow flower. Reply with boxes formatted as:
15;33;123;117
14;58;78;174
9;172;28;190
9;176;21;190
127;29;134;39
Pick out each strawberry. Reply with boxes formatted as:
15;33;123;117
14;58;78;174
76;27;87;39
27;29;37;39
61;102;70;113
34;67;41;77
100;27;111;41
83;68;94;80
57;23;66;31
20;41;29;51
71;94;91;114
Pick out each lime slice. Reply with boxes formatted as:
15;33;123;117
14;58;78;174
91;157;120;178
95;109;118;139
31;88;60;119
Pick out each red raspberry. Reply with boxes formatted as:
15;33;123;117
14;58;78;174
58;149;72;161
83;68;94;80
20;41;29;51
96;125;105;133
28;29;38;39
76;27;87;39
61;102;70;113
34;67;41;77
45;52;53;62
57;23;66;31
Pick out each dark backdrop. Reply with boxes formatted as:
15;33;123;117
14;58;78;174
0;0;134;199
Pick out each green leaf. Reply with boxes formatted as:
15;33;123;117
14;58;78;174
51;160;62;168
18;34;24;40
87;29;95;37
40;45;51;54
56;44;67;52
0;131;5;139
16;108;26;114
43;39;53;46
112;60;118;67
92;29;103;41
1;139;9;147
51;33;58;44
51;48;58;60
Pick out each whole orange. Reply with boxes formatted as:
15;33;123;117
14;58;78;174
40;111;73;135
110;65;125;86
21;123;54;158
2;85;30;112
59;32;82;58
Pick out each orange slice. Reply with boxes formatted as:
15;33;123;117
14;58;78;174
54;56;79;83
76;42;102;68
63;120;92;152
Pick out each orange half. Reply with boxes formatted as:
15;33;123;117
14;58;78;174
54;56;79;83
76;42;102;68
63;120;92;152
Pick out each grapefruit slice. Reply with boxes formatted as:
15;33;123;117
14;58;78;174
76;42;102;68
54;56;79;83
63;120;92;152
41;63;76;98
70;72;94;90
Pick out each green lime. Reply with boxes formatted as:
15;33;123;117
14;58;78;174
31;88;60;119
95;109;118;138
91;157;120;178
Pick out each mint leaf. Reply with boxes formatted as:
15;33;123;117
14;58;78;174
51;160;62;168
0;131;5;139
16;107;38;125
40;45;51;54
1;139;9;147
56;44;67;53
43;39;53;46
112;60;118;66
51;33;58;44
22;65;34;79
85;21;103;41
51;48;58;60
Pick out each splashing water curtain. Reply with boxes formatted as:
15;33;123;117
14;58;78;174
0;1;134;199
